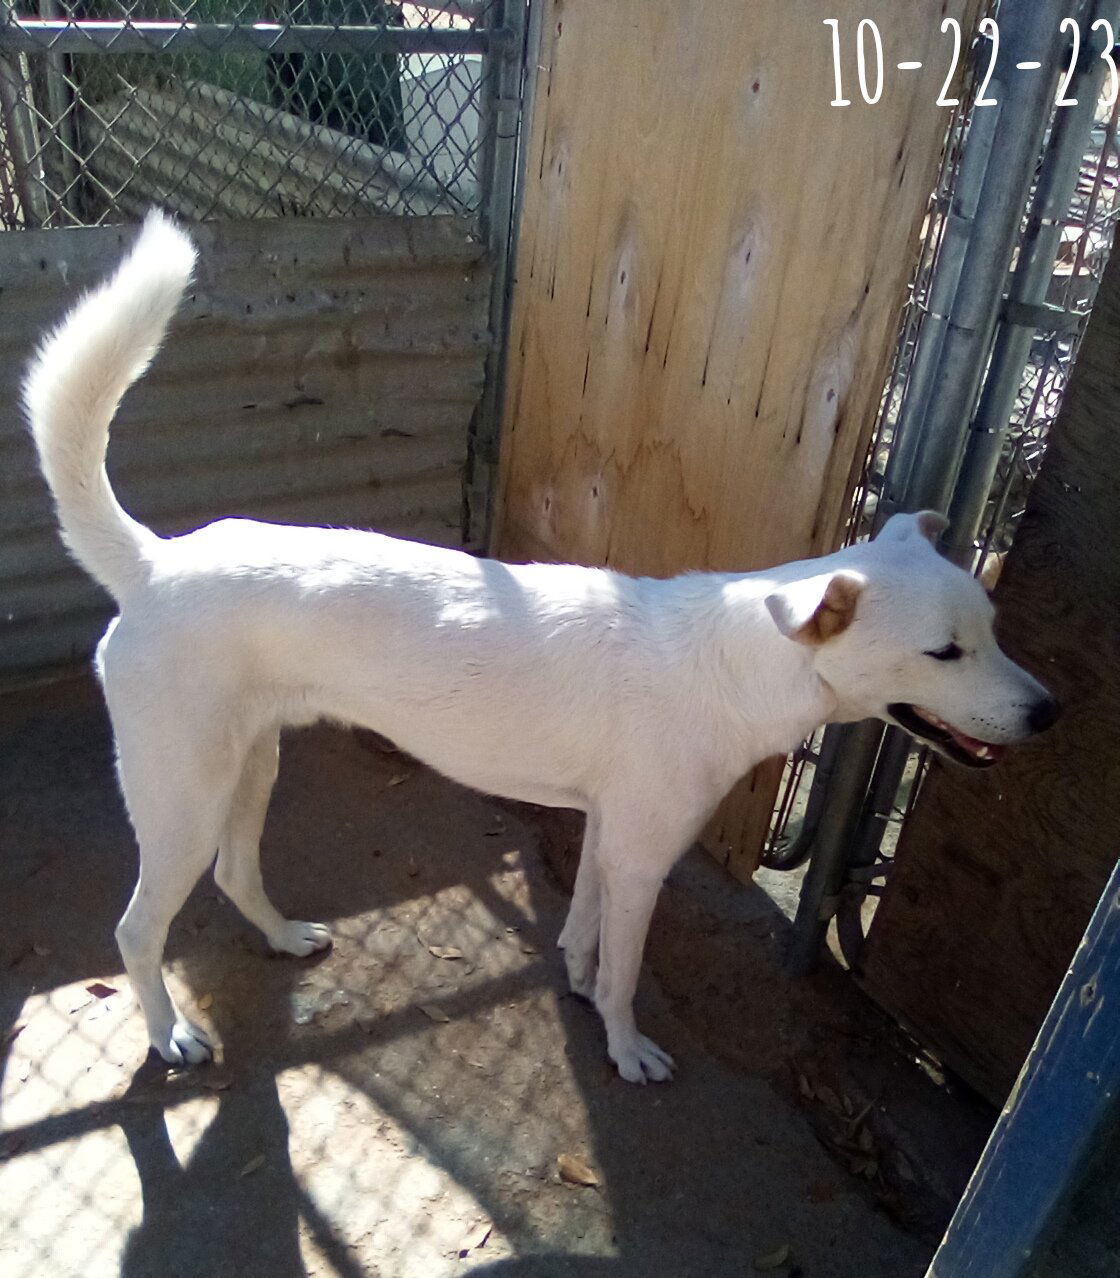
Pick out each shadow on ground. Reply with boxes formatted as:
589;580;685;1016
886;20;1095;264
0;673;990;1277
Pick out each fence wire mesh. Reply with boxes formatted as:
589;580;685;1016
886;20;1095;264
765;88;1120;870
0;1;501;227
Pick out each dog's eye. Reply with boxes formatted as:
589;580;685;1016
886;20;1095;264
925;643;963;661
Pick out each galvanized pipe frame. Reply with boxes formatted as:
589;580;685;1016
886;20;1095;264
946;2;1120;562
852;0;1119;943
0;1;48;225
788;0;1106;975
877;103;1001;526
469;0;541;549
0;19;509;57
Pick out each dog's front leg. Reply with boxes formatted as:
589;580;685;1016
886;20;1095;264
595;858;674;1083
589;801;696;1085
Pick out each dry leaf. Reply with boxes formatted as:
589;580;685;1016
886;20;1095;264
557;1153;599;1186
418;1003;450;1023
847;1153;879;1179
86;982;117;999
387;774;408;787
239;1154;266;1177
846;1099;874;1131
458;1221;492;1256
754;1243;792;1271
198;993;214;1011
520;943;539;956
815;1085;843;1115
428;945;463;960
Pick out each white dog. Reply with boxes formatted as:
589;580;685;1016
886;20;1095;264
25;213;1059;1082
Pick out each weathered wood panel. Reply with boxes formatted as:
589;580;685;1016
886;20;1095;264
925;862;1120;1278
0;216;491;674
862;226;1120;1106
493;0;981;876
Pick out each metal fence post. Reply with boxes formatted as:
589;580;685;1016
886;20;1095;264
0;1;49;226
468;0;538;550
946;0;1120;562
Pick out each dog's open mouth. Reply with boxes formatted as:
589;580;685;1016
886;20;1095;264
887;702;1007;769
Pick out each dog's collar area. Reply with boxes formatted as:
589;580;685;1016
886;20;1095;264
886;702;1007;768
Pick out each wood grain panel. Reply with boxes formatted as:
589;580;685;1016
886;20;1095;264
494;0;981;876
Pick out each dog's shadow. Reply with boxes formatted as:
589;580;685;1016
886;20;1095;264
116;1069;309;1278
0;677;640;1274
1;675;852;1278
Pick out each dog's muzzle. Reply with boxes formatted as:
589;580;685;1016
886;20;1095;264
887;702;1007;769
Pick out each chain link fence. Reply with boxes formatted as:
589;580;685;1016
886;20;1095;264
0;0;507;227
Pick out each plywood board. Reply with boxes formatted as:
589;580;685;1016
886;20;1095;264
494;0;981;876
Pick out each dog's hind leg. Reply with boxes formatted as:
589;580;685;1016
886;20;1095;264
557;810;601;1000
214;728;331;957
112;711;244;1067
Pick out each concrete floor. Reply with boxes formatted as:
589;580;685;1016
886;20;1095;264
0;675;989;1278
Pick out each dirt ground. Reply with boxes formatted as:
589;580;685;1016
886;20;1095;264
0;673;993;1278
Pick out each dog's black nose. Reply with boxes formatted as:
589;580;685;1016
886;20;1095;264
1027;695;1062;734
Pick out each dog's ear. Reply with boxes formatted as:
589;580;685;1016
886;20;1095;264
876;510;948;545
765;570;866;645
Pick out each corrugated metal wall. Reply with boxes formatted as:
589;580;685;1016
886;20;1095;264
0;215;492;674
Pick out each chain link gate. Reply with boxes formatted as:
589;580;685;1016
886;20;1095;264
759;0;1120;975
0;1;521;228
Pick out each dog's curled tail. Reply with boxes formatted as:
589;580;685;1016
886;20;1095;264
23;210;197;601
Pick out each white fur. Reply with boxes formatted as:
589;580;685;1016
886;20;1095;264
25;214;1057;1081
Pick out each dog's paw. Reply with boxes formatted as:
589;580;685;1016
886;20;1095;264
564;948;598;1001
269;919;332;958
154;1018;214;1067
609;1033;676;1084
